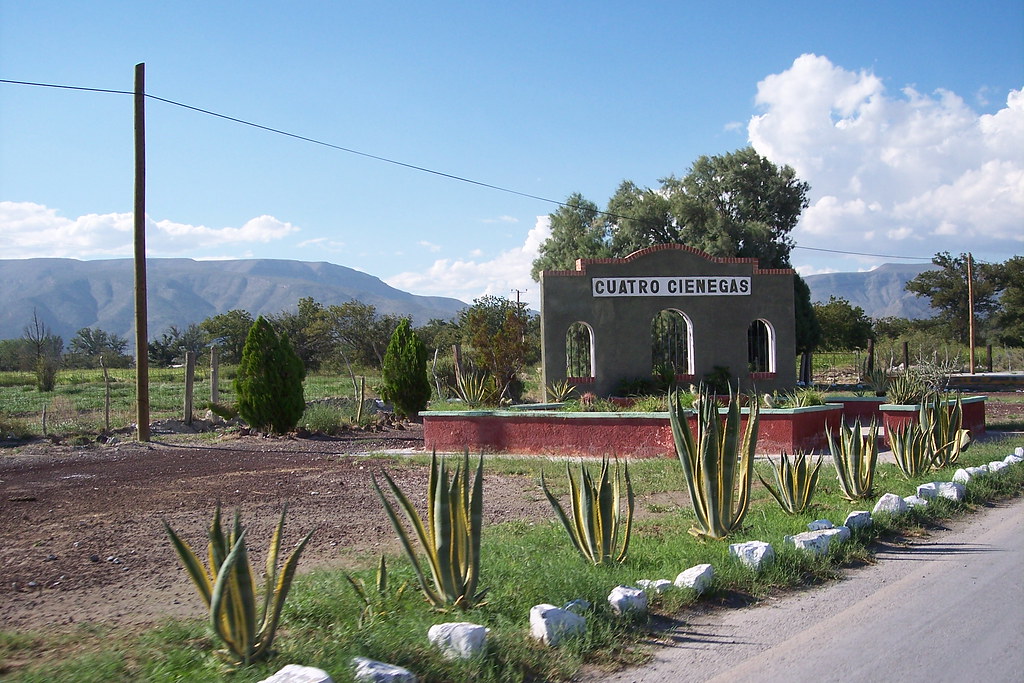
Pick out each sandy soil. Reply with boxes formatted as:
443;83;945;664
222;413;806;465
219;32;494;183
0;423;553;631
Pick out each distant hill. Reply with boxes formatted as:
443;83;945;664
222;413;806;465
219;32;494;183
804;262;939;320
0;258;467;343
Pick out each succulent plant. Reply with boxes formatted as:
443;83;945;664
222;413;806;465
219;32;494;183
757;451;822;514
827;419;879;501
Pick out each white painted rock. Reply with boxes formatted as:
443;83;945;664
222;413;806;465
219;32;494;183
427;622;488;660
844;511;872;529
873;493;908;515
563;598;591;615
953;466;989;483
807;519;834;531
635;579;674;595
917;481;965;502
352;658;416;683
608;585;649;617
904;495;929;508
988;461;1009;474
785;527;851;556
530;604;586;647
728;540;775;571
1016;447;1023;457
1004;454;1023;465
675;563;714;594
260;664;334;683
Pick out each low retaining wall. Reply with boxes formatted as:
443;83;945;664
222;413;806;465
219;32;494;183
421;404;844;458
879;396;986;446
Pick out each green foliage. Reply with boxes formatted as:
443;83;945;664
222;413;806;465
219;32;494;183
66;327;130;369
888;423;932;479
162;505;313;667
886;371;928;405
905;252;1001;344
991;255;1024;346
813;296;874;351
545;379;578;403
827;419;879;500
235;316;306;434
919;392;971;468
380;319;431;419
345;555;408;628
793;274;822;356
757;452;822;514
540;457;635;565
701;365;732;395
460;296;535;401
669;387;758;539
200;309;254;364
35;355;58;392
530;192;610;279
149;323;207;367
372;450;486;610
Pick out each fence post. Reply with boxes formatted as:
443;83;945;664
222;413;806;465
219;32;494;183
210;346;219;404
986;344;993;373
902;341;910;371
184;351;195;425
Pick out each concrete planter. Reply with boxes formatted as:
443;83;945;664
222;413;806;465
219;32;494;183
421;404;843;458
879;395;986;446
827;396;886;424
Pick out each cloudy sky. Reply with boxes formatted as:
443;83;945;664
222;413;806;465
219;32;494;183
2;2;1021;310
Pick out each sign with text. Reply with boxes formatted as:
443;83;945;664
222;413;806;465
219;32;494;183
592;276;751;297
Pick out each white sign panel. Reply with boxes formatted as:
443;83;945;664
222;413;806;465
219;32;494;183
592;276;751;297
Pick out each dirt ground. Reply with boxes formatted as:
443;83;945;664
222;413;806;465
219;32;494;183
2;397;1021;633
0;422;555;632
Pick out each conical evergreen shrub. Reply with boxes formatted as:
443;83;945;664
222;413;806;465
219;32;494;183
380;318;431;420
235;316;306;433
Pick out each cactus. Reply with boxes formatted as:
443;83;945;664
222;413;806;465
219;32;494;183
889;422;932;479
827;419;879;500
757;451;822;514
162;505;313;666
373;449;486;610
540;457;635;565
919;392;971;469
669;387;758;539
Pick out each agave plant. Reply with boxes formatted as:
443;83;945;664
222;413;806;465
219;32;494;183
540;457;635;565
886;371;927;405
669;386;758;539
162;505;314;667
827;419;879;500
888;422;932;479
546;379;578;403
454;372;496;407
345;555;408;627
372;449;486;610
757;451;822;514
919;392;971;469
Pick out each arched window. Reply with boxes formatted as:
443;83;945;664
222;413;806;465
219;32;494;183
747;319;775;374
651;309;693;378
566;322;594;380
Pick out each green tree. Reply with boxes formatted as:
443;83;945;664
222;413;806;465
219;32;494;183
530;193;610;279
200;309;254;364
991;255;1024;346
272;297;333;371
460;296;533;401
905;252;1001;344
325;301;401;368
23;310;62;391
235;316;306;434
872;316;914;340
67;327;130;368
148;324;207;367
380;318;431;420
605;180;678;255
813;296;874;350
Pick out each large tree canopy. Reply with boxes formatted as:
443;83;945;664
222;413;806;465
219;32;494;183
905;252;1001;344
531;147;809;277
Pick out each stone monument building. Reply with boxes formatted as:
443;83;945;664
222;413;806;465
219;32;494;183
540;244;796;396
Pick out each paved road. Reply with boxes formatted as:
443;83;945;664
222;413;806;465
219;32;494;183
589;496;1024;683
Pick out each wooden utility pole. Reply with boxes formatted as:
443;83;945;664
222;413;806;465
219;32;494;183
134;63;151;441
967;252;976;374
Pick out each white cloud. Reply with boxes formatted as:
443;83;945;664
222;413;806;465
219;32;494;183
418;240;442;252
483;215;519;224
749;54;1024;264
0;202;300;258
386;216;551;309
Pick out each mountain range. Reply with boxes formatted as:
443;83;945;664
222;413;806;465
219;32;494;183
0;258;937;343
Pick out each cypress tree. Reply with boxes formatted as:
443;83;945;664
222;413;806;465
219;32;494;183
235;316;306;433
381;318;431;420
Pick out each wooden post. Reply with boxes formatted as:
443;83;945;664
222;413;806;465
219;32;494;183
866;338;875;377
133;62;150;442
100;356;111;433
987;344;993;373
902;341;910;372
184;351;195;425
209;346;219;404
967;253;976;374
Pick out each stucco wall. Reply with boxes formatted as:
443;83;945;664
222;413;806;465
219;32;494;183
540;244;796;395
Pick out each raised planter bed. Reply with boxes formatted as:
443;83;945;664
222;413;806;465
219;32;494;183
826;396;886;424
879;395;986;446
421;404;843;458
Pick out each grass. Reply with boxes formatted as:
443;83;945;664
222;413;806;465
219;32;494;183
1;435;1022;682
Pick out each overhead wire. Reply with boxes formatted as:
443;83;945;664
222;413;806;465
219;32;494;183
1;77;936;263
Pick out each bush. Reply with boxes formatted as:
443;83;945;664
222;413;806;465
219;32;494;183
234;317;306;434
380;319;431;420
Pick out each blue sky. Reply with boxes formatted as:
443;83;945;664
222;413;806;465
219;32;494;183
2;1;1021;310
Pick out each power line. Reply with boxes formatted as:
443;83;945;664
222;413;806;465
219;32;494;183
0;76;938;264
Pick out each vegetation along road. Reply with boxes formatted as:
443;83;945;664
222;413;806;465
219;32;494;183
591;495;1024;683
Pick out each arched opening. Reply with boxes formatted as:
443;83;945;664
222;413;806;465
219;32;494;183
747;319;775;374
566;321;594;380
651;309;693;380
